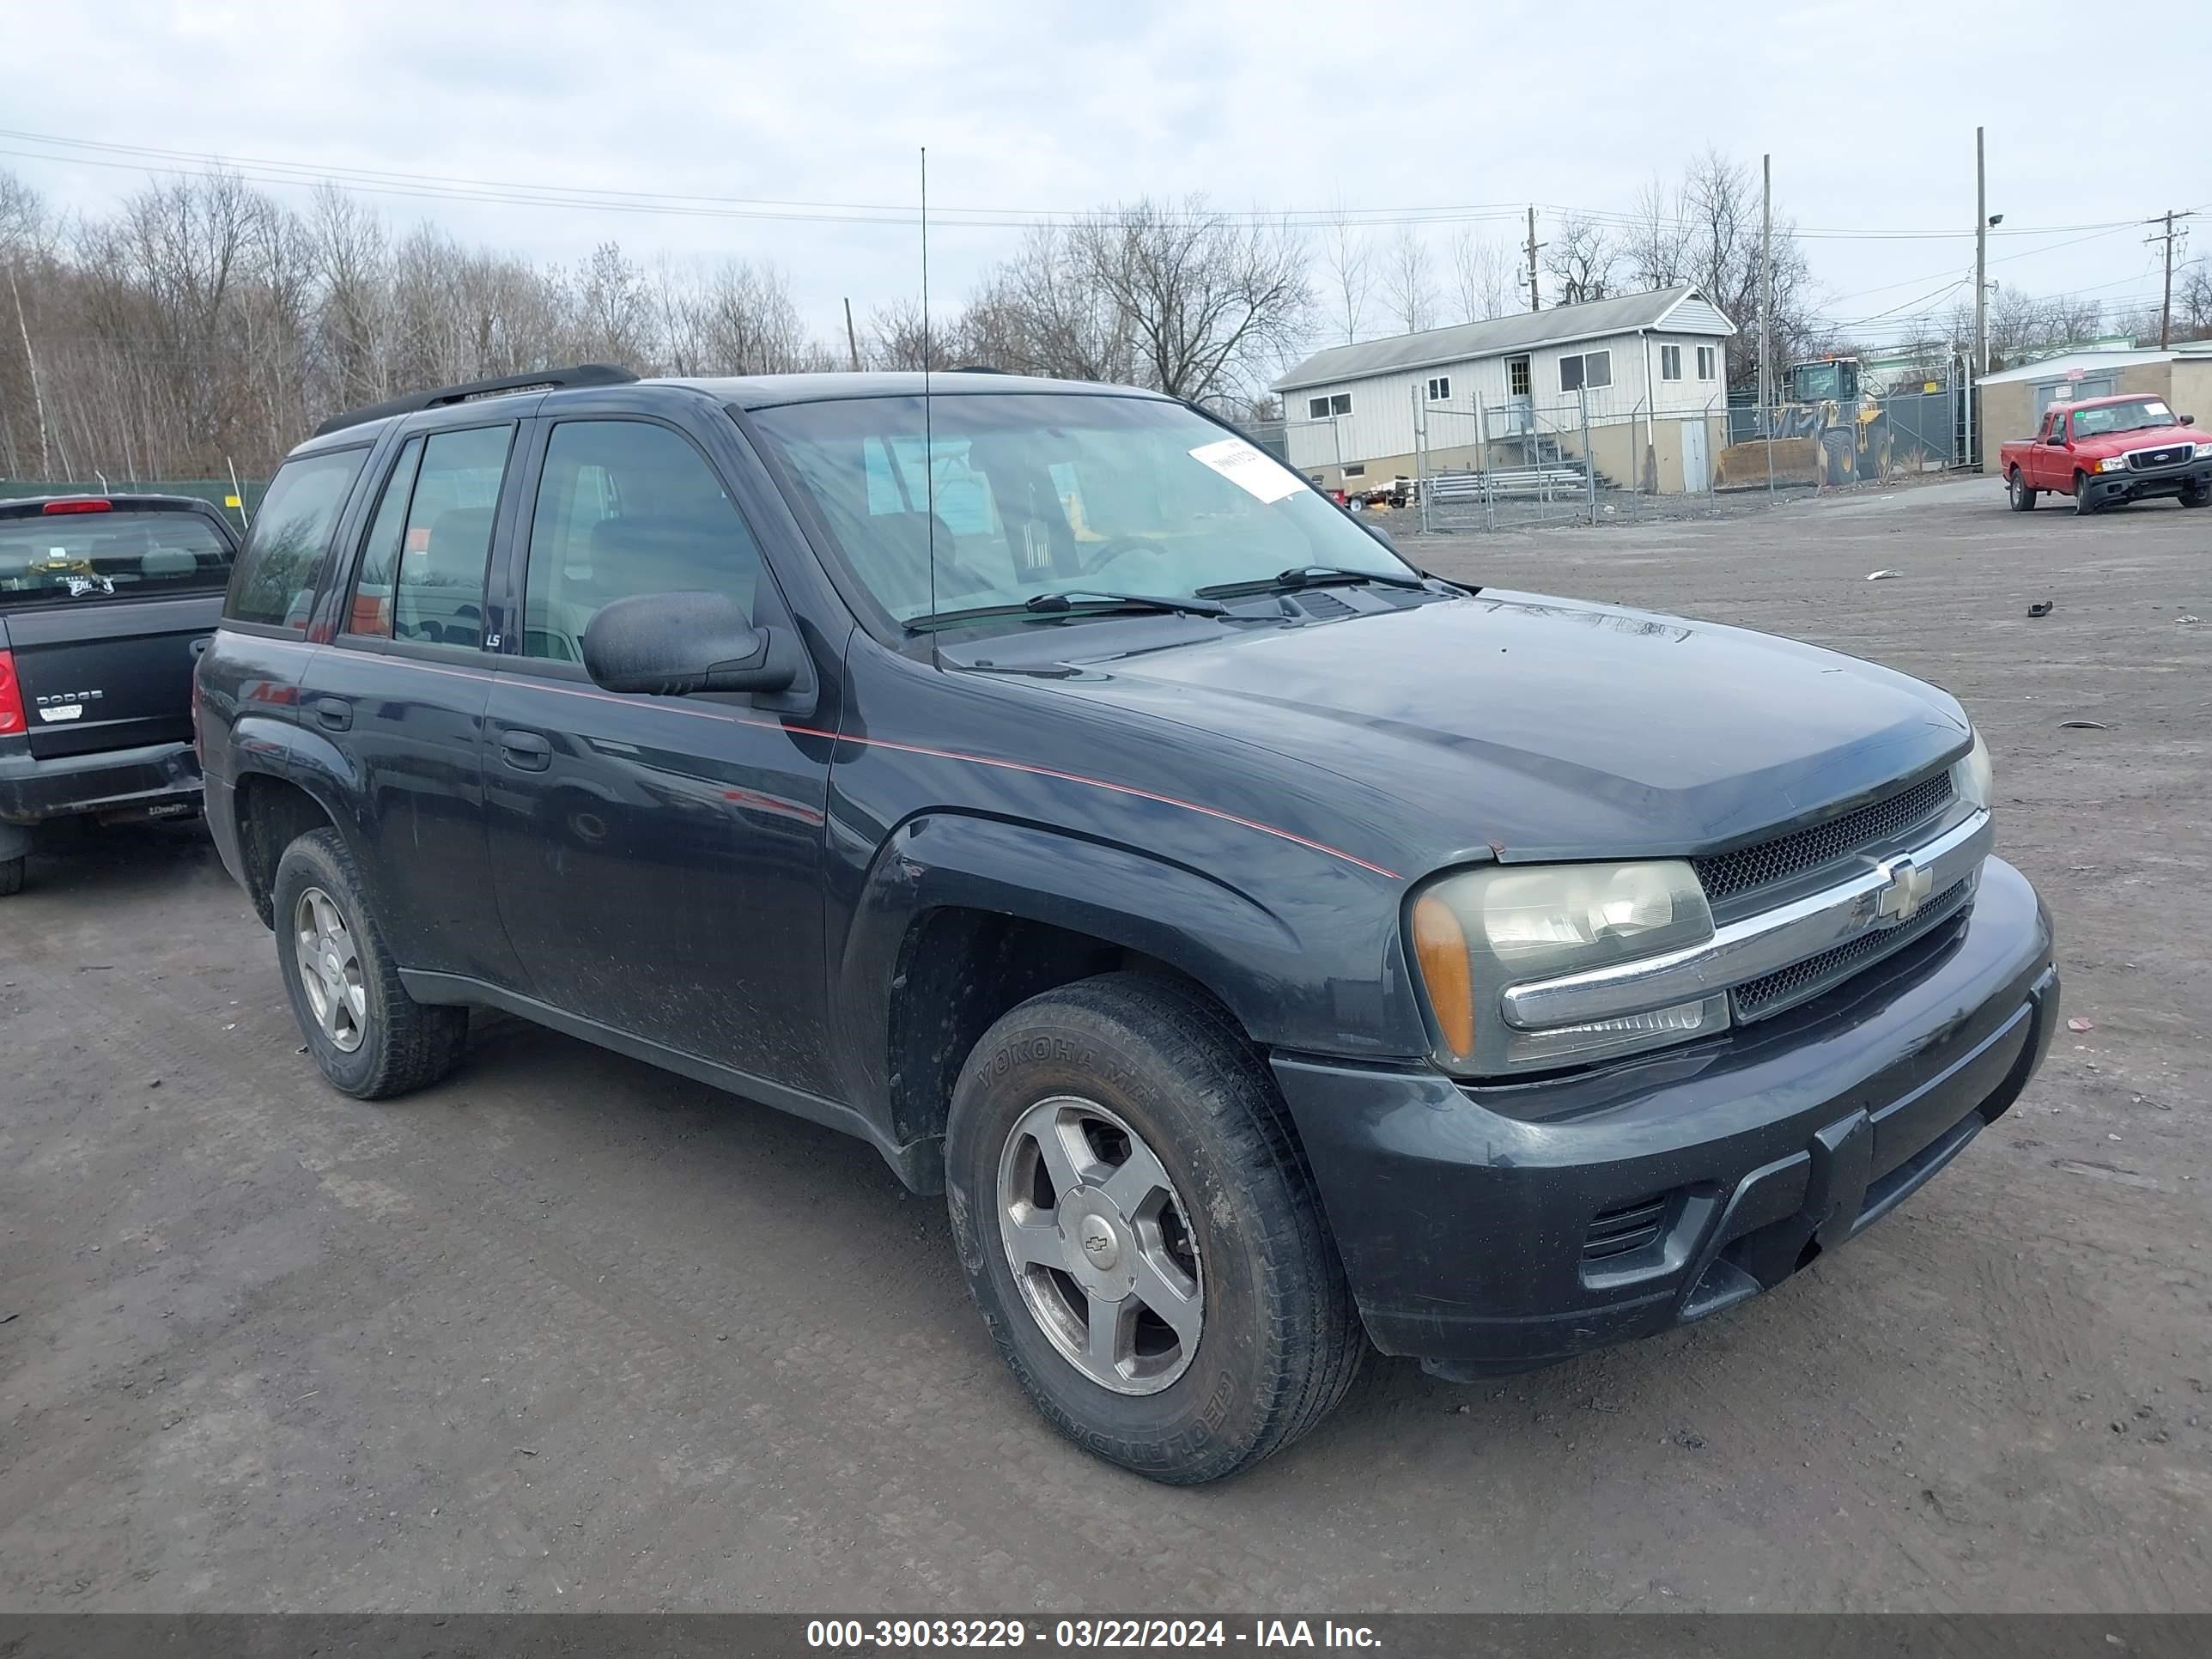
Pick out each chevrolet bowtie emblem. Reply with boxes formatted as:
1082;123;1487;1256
1874;854;1934;921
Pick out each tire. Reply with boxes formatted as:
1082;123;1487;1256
2182;487;2209;509
2073;472;2098;515
0;856;22;897
270;827;468;1099
2007;469;2037;511
945;972;1364;1484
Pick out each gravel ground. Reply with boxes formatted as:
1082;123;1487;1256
2;476;2208;1613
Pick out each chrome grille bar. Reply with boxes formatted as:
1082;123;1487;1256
1499;809;1993;1031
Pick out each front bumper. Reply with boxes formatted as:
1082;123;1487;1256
0;738;202;827
1273;856;2057;1376
2081;459;2211;507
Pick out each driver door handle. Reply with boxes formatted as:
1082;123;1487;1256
310;696;352;732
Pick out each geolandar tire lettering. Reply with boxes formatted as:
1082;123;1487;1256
943;971;1364;1485
270;827;469;1100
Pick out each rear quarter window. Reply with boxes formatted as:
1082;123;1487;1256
0;509;234;610
225;447;370;629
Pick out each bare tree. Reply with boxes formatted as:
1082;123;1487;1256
1317;205;1373;345
1070;198;1311;404
1541;214;1619;306
1382;226;1437;333
1449;229;1516;323
1621;175;1692;289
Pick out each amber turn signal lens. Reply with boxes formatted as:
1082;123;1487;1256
1412;891;1476;1060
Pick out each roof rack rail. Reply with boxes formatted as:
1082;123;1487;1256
952;364;1013;375
312;364;640;438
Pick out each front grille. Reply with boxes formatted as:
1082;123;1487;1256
1692;773;1954;907
2127;444;2192;471
1583;1195;1670;1262
1733;878;1972;1021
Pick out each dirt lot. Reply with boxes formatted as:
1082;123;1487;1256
3;477;2208;1613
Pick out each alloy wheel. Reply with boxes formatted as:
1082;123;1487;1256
293;885;368;1054
996;1096;1204;1395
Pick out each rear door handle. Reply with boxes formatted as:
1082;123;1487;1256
310;696;352;732
499;729;552;771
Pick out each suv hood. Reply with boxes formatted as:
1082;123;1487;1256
1010;592;1970;869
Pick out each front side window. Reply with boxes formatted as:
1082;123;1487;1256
1659;344;1682;381
225;447;368;629
392;424;513;647
522;420;762;663
0;508;233;610
750;392;1416;627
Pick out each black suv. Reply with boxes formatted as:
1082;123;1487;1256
196;366;2058;1483
1;493;239;894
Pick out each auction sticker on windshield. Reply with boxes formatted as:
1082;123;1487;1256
1188;437;1304;503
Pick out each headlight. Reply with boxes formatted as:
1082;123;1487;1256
1409;860;1727;1076
1950;731;1993;811
2196;441;2212;461
2096;456;2129;473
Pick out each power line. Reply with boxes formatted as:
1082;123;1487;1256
0;125;2196;242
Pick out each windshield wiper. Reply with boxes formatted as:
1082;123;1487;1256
1196;564;1430;600
908;590;1227;631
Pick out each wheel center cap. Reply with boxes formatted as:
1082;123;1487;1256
323;951;342;977
1077;1214;1120;1272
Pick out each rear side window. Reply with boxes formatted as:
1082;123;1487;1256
521;420;760;663
226;448;369;629
392;425;513;648
344;437;424;638
0;509;234;610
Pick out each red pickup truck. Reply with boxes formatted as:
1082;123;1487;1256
2001;393;2211;514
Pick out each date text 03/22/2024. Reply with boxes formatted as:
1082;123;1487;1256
804;1619;1383;1650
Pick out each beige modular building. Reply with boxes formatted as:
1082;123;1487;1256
1977;343;2212;471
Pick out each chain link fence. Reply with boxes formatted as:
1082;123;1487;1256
1243;371;1974;538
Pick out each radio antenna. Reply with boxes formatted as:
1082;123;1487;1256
920;145;939;661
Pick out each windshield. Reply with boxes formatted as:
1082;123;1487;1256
2069;398;2180;440
1791;363;1842;401
0;508;234;608
749;392;1416;624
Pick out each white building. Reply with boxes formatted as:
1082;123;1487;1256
1271;286;1739;495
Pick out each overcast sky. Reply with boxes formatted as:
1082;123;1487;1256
7;0;2206;354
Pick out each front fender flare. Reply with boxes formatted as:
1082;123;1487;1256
833;810;1414;1139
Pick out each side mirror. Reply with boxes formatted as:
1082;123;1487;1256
582;591;798;697
1360;519;1399;552
2183;414;2197;426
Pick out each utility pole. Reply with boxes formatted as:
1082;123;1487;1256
842;296;863;371
1523;206;1542;312
1758;154;1772;420
1973;127;1988;380
2147;210;2196;349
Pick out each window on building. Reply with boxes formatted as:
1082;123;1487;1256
1659;344;1682;381
523;420;763;664
1697;345;1717;380
391;424;514;648
1507;356;1531;398
1306;393;1352;419
1342;464;1366;478
1425;375;1452;402
1558;349;1613;394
